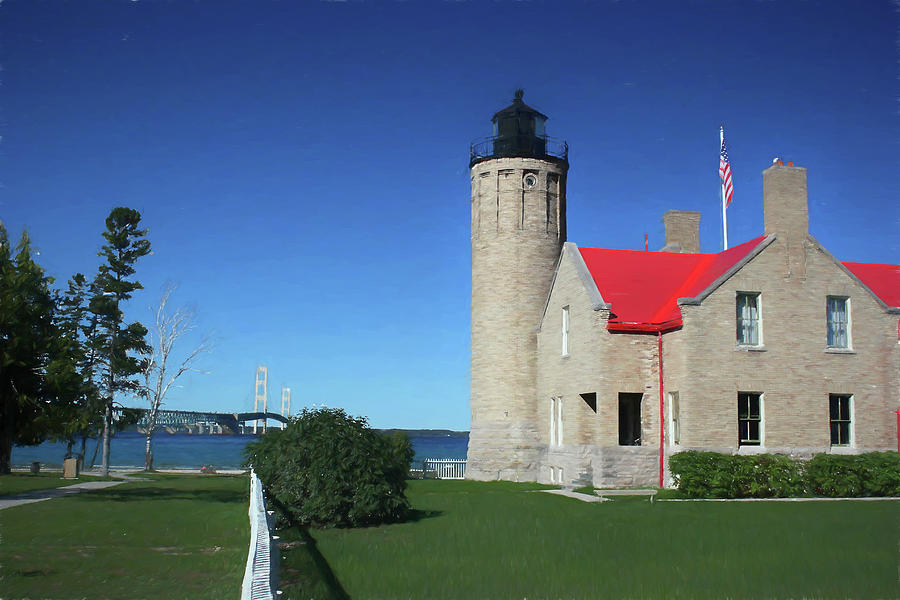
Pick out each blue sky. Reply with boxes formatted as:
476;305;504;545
2;1;896;431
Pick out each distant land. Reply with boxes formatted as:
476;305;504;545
379;429;469;438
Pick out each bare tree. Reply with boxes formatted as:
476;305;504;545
140;285;211;471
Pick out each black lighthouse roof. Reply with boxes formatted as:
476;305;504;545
470;90;567;167
491;89;549;123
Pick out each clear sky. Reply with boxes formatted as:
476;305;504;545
2;1;897;431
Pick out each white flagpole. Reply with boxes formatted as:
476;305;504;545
721;126;728;251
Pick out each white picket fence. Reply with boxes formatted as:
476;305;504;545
424;458;467;479
241;469;276;600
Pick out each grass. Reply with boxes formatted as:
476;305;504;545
295;479;899;599
0;472;118;495
0;473;249;599
276;520;350;600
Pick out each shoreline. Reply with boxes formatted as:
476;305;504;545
9;467;247;476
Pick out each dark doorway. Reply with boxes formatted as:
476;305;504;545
618;393;643;446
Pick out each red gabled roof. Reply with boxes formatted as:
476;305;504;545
842;262;900;308
578;235;769;333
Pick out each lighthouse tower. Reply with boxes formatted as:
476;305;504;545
467;91;568;481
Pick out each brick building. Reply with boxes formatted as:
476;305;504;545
467;94;900;486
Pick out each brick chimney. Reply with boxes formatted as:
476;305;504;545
764;160;808;239
660;210;700;253
764;159;809;278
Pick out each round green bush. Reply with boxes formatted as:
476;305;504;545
244;407;414;528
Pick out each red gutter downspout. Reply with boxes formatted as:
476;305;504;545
658;331;665;488
895;408;900;453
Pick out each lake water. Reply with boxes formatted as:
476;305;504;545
10;431;469;470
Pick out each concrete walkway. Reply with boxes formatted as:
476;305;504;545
0;480;126;510
0;471;153;511
539;488;606;502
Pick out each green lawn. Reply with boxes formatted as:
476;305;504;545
0;472;120;495
297;480;899;600
2;475;896;599
0;474;249;599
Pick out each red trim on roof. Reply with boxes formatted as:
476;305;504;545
842;262;900;308
579;236;768;333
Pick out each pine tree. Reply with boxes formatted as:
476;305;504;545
0;225;58;474
47;273;104;463
91;208;151;477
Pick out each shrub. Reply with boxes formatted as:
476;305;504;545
804;452;900;497
669;451;735;498
740;454;805;498
803;454;862;497
244;407;414;528
858;452;900;496
670;450;900;498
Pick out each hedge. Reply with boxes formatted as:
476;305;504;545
669;451;900;498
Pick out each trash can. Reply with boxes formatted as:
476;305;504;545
63;457;79;479
30;461;41;474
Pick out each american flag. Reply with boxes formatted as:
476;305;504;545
719;132;734;207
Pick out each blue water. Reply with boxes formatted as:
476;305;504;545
11;431;469;470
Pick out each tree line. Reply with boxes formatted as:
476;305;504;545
0;207;208;475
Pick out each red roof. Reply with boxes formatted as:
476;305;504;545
578;236;769;333
842;262;900;308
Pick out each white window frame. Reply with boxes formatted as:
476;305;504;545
736;292;762;347
826;296;852;349
549;397;563;446
561;306;570;356
549;466;564;484
828;394;853;448
737;392;764;447
668;391;680;446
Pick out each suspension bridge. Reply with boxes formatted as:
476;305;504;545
115;366;292;435
113;407;288;434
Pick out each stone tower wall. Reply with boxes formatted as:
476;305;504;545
468;157;567;481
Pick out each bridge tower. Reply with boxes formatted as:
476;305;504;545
253;366;268;434
468;90;568;481
280;386;291;429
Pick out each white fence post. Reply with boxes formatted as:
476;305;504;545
241;469;276;600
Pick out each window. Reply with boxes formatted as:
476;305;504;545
618;393;643;446
549;466;564;483
668;391;680;445
827;297;850;348
829;394;852;446
550;397;563;446
580;392;597;413
561;306;570;356
738;392;762;446
736;293;761;346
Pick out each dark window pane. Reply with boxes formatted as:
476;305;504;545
749;396;760;419
839;397;850;420
748;421;759;444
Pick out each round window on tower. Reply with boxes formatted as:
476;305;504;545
523;173;538;190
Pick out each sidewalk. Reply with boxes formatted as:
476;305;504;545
0;470;153;511
538;488;605;502
0;479;127;510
